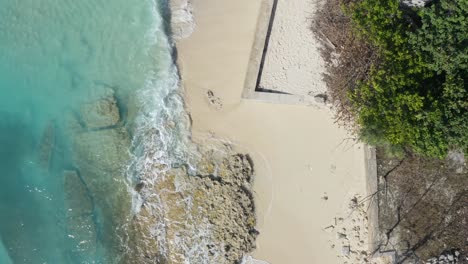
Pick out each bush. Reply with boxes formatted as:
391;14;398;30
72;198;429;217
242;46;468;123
315;0;467;157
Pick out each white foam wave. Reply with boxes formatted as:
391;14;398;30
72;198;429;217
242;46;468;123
123;0;219;262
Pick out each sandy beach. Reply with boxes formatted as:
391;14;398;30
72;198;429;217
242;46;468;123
175;0;371;262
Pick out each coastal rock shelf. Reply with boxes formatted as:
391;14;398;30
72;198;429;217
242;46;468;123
60;81;258;263
127;144;258;264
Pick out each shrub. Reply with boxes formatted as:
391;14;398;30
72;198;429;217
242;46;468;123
316;0;467;157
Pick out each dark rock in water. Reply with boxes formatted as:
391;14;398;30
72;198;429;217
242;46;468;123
37;122;55;170
73;127;131;175
134;182;145;192
80;87;120;129
63;170;97;260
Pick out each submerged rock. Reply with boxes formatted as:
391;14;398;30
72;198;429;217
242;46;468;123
63;170;97;260
65;88;133;259
80;88;120;129
71;126;132;254
36;122;55;170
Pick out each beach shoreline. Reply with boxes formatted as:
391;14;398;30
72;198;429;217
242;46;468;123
173;0;372;262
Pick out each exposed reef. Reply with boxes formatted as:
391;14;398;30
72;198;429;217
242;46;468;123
126;144;258;264
57;83;258;263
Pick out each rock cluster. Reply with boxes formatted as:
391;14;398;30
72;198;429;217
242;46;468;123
325;194;377;264
426;250;463;264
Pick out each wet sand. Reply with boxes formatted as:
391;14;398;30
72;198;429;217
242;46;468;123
175;0;370;262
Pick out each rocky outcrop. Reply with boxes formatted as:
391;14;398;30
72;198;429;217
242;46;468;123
188;154;257;263
169;0;195;40
127;145;258;264
62;84;258;263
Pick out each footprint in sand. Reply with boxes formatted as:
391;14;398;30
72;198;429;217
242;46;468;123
206;90;223;110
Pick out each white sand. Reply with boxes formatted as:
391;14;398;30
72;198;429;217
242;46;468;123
259;0;327;99
175;0;371;262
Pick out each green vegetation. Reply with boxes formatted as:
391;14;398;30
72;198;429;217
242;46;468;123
315;0;467;157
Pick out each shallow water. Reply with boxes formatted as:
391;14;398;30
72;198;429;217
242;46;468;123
0;0;182;262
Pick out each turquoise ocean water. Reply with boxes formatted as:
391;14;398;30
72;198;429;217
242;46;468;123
0;0;184;262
